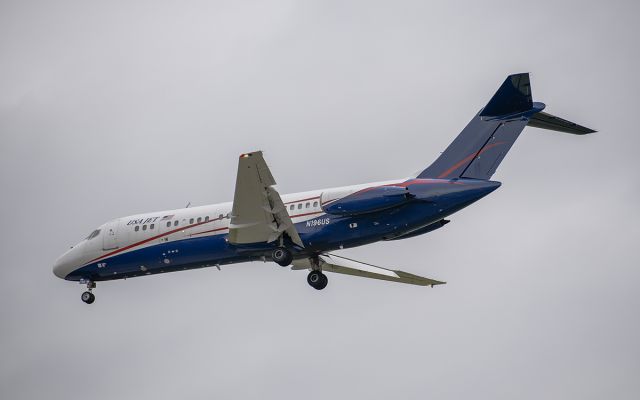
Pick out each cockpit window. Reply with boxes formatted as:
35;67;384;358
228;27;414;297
86;229;100;240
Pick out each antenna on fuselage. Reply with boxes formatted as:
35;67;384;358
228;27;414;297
185;202;191;208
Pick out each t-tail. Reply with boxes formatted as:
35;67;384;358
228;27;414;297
417;73;596;180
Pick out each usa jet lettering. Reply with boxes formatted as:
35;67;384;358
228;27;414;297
127;217;161;226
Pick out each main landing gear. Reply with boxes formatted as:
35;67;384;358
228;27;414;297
307;270;328;290
271;249;327;290
81;281;96;304
272;247;293;267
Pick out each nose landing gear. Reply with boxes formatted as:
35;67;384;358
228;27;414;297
81;281;96;304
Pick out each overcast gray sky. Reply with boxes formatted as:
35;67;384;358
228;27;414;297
1;1;639;399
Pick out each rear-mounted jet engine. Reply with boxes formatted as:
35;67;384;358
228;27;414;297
321;186;414;216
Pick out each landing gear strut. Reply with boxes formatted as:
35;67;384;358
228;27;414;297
307;270;328;290
272;247;293;267
81;281;96;304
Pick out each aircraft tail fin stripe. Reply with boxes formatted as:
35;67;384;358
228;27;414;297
437;141;506;179
418;73;596;180
419;73;534;180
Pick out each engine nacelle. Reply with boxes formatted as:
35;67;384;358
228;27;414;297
321;186;412;216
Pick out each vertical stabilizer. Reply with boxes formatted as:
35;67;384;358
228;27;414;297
416;73;594;180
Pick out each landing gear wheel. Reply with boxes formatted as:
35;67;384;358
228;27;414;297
307;270;328;290
272;247;293;267
81;291;95;304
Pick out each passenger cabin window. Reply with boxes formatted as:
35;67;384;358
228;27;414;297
166;221;171;228
313;201;318;207
189;218;194;224
86;229;100;240
298;204;302;210
289;205;294;211
306;202;310;208
135;226;139;232
197;217;202;223
142;225;147;231
205;216;209;222
150;224;154;230
218;214;224;219
174;220;179;227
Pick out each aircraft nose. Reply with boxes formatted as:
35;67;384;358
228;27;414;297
53;249;79;279
53;256;68;279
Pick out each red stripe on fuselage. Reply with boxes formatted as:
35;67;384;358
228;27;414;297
191;227;230;236
85;200;328;266
86;217;225;265
284;196;320;205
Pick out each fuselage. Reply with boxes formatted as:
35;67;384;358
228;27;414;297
53;177;500;283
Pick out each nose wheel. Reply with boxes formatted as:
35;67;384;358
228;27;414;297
307;270;328;290
81;281;96;304
81;291;95;304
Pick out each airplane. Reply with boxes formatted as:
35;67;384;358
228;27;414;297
53;73;595;304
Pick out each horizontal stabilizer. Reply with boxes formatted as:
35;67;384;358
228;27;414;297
292;254;445;287
527;111;596;134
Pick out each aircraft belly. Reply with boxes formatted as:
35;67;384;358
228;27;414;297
67;234;241;281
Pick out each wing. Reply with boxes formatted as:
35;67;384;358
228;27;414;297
228;151;303;247
292;253;445;287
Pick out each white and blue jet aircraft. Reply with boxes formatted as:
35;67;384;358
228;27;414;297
53;73;594;304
